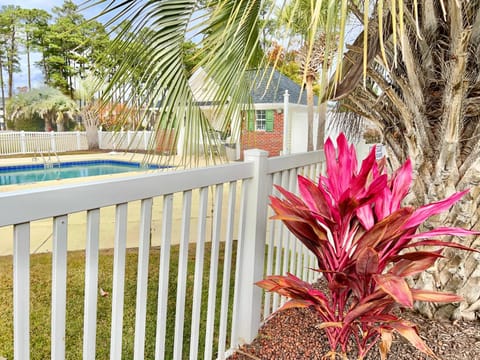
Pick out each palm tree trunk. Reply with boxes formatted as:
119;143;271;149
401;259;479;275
306;75;314;151
316;102;327;150
56;112;64;132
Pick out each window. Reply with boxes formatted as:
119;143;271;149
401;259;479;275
247;110;274;132
255;110;266;131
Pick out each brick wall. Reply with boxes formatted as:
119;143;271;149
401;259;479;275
240;111;284;158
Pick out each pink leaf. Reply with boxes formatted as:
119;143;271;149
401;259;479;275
297;175;333;220
389;159;412;211
356;204;375;230
404;190;469;229
409;227;480;239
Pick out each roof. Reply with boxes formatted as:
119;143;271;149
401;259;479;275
247;69;318;106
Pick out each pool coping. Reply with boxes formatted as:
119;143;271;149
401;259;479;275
0;152;173;192
0;159;161;172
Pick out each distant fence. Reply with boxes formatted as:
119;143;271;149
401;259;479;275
0;131;155;155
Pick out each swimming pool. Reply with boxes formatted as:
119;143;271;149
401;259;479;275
0;160;161;186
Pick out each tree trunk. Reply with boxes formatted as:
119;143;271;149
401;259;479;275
316;102;327;150
26;35;31;91
7;28;15;99
83;105;99;150
0;56;6;130
306;75;314;151
56;112;64;132
86;126;99;149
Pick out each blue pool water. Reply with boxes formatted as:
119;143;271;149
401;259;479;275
0;160;161;186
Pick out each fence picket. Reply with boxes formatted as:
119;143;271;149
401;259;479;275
155;194;174;360
13;223;30;360
173;191;192;360
83;209;100;360
189;187;209;360
204;184;224;360
110;203;128;360
134;198;153;360
52;215;68;360
217;181;238;358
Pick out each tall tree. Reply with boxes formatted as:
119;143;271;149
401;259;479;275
0;5;22;99
331;1;480;320
19;8;51;90
42;0;109;97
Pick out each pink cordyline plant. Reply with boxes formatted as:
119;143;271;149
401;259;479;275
257;134;479;360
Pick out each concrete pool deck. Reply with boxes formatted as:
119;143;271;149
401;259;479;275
0;152;236;256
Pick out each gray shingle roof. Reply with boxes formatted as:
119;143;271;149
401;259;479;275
247;69;318;106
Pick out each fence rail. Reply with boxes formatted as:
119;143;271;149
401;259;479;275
0;149;324;360
0;130;155;155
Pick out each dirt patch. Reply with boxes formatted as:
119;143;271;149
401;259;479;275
228;299;480;359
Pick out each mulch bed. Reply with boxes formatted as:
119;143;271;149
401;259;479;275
228;303;480;360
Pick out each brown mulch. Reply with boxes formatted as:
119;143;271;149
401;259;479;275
228;304;480;360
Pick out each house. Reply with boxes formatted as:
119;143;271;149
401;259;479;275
189;68;321;159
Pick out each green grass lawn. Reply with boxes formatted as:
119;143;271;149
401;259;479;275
0;242;236;360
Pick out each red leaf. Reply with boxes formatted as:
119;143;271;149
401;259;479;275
411;289;463;303
378;328;393;360
388;321;439;359
354;208;413;254
405;239;480;253
344;298;393;324
356;247;379;276
390;250;444;262
389;256;439;277
373;274;414;308
278;299;313;311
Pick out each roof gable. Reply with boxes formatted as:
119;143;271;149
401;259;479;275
247;69;318;106
189;67;318;106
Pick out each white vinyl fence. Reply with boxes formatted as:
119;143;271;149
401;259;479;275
0;131;155;155
0;149;324;360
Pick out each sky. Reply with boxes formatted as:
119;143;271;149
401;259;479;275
1;0;108;90
2;0;363;95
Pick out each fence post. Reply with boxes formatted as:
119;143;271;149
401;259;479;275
20;131;26;154
234;149;269;345
143;130;148;150
76;131;81;150
127;130;132;148
98;130;103;149
50;132;56;152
